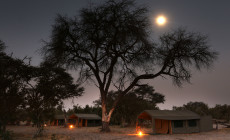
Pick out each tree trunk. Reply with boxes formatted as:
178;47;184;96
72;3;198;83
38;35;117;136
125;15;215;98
216;121;218;130
101;121;110;132
34;123;44;138
101;102;111;132
0;124;6;133
64;112;68;127
33;115;44;137
121;117;126;128
0;120;6;133
2;124;6;132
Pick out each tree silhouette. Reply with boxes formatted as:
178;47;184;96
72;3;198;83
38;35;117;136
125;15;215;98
42;0;218;132
24;62;84;137
210;104;230;122
0;40;30;134
173;101;210;116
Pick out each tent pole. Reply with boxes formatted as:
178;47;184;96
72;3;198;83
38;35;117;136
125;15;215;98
152;118;156;134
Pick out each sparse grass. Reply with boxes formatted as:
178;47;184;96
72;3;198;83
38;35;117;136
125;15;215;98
6;125;230;140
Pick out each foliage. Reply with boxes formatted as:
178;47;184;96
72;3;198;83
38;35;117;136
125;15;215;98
42;0;218;131
72;104;102;115
24;62;84;137
173;102;230;122
0;40;31;133
66;104;102;117
210;104;230;122
54;102;66;115
0;129;13;140
173;101;210;116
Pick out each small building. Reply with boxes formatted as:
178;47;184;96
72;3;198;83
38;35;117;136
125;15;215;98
138;110;213;134
18;120;32;126
69;113;101;127
51;114;66;126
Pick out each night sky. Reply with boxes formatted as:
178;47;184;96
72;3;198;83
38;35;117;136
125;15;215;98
0;0;229;110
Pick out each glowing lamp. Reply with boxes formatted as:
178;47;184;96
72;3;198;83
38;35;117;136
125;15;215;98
138;131;143;136
69;125;74;129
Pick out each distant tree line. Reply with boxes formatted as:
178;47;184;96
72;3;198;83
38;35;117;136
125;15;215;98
173;102;230;122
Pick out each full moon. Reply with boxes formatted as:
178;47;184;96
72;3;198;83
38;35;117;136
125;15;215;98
156;16;167;26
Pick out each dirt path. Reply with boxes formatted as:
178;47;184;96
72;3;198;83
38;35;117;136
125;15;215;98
7;125;230;140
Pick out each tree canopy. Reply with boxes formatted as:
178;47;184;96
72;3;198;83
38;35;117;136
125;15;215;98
42;0;218;131
173;101;210;116
210;104;230;122
24;62;84;137
0;40;31;134
173;102;230;123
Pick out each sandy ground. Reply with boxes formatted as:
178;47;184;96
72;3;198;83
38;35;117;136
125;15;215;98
6;125;230;140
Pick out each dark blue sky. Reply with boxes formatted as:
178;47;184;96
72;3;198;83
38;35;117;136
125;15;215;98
0;0;229;109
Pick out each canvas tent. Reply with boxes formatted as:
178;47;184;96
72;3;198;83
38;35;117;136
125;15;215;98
69;113;101;127
51;114;66;126
138;110;213;134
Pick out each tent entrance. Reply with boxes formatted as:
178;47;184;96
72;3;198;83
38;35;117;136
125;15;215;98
155;119;172;134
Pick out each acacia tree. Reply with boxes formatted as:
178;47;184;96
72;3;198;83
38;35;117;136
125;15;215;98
0;40;30;134
42;0;217;131
24;62;84;137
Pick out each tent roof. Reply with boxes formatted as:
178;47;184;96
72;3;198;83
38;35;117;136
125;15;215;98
139;110;200;120
54;115;65;120
70;113;101;120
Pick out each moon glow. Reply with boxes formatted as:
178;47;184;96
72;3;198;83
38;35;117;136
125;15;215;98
156;16;166;26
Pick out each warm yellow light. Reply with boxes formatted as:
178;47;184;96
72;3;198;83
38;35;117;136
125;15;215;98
127;131;149;136
69;125;73;129
156;16;166;26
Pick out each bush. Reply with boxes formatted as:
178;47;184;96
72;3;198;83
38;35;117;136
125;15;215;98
0;130;13;140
